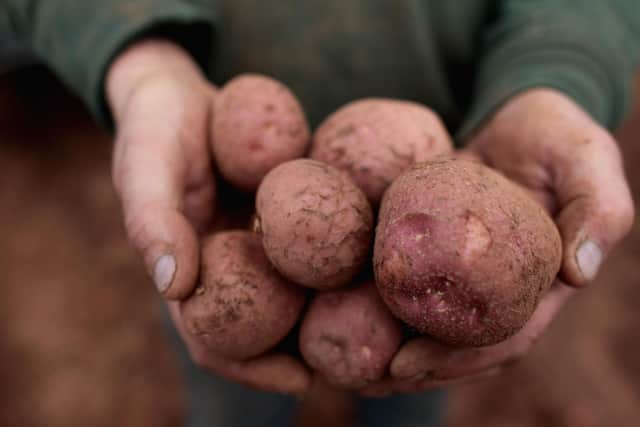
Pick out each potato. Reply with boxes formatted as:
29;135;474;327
299;281;403;388
212;74;310;191
310;99;453;204
181;231;305;359
374;158;562;346
255;159;373;290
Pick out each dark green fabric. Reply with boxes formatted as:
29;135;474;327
459;0;640;138
2;0;639;142
2;0;216;122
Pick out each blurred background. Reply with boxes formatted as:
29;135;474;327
1;64;639;427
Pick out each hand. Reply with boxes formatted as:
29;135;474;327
166;302;309;395
359;88;634;396
108;39;310;395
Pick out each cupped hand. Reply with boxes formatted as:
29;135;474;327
465;88;634;287
360;88;634;396
108;39;311;395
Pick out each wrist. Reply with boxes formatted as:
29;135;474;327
106;39;206;124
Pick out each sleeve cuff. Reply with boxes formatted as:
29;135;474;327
43;5;215;129
458;31;634;142
91;12;214;128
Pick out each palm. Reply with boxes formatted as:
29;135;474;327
362;88;634;395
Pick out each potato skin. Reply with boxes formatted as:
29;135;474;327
181;231;305;359
374;158;562;346
299;281;403;388
256;159;374;290
212;74;310;191
310;99;453;204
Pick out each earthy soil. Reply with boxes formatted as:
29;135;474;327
1;67;639;427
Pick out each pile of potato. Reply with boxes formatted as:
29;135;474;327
180;74;562;389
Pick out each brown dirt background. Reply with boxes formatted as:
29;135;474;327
1;68;639;427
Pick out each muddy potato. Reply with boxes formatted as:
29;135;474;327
181;231;306;359
256;159;374;290
212;74;310;191
374;158;562;346
299;281;403;388
310;99;453;204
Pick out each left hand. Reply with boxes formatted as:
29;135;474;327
359;88;635;396
108;39;311;395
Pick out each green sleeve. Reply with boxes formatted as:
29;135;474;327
3;0;217;126
459;0;640;139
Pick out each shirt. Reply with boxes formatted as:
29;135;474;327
2;0;640;141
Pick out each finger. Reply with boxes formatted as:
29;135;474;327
390;283;575;381
183;84;218;232
222;354;312;396
183;170;217;234
552;128;635;286
393;367;502;395
358;366;501;397
167;302;311;396
112;81;214;299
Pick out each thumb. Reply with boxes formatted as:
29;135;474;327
553;129;634;286
112;81;214;300
121;199;201;300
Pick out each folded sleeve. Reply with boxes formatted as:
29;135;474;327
4;0;217;126
458;0;640;139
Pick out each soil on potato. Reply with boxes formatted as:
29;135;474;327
1;67;640;427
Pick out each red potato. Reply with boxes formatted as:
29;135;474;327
310;99;453;204
255;159;374;290
212;74;310;191
299;281;403;388
374;158;562;346
181;231;306;359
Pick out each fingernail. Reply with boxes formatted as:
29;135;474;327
576;239;602;281
153;254;176;293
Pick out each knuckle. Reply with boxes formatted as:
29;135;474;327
125;211;151;249
124;205;165;256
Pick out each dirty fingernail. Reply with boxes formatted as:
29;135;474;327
154;254;176;293
576;239;602;281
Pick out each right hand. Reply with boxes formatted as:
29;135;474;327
360;89;634;397
107;39;311;395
